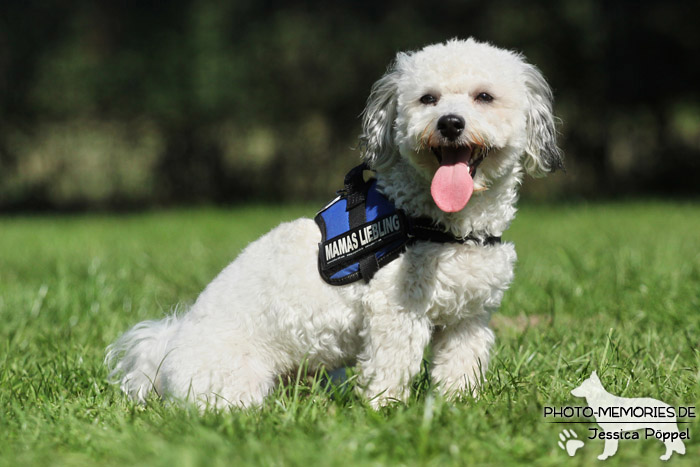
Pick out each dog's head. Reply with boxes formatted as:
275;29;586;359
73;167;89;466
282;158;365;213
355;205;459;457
360;38;563;213
571;370;603;398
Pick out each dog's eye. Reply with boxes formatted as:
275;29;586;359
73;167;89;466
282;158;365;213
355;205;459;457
419;94;438;105
475;92;494;103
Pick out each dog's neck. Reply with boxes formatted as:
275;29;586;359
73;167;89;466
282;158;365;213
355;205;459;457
375;159;521;239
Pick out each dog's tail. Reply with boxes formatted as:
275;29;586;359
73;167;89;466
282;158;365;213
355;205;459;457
105;312;181;402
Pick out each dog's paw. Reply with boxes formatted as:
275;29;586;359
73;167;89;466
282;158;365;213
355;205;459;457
557;429;584;457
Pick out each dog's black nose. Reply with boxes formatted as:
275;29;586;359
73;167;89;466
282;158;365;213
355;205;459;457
437;114;465;140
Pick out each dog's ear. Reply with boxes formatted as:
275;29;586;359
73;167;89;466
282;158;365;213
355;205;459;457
359;57;402;170
591;370;599;381
522;63;564;177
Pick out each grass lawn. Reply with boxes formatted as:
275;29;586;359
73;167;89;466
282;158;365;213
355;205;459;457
1;202;698;466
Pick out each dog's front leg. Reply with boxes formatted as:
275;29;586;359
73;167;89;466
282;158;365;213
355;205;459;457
356;306;432;409
430;317;494;398
598;436;618;460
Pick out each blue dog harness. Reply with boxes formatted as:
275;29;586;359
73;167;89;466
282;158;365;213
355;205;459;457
315;164;501;285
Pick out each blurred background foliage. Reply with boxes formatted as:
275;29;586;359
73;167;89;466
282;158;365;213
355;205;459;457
0;0;698;210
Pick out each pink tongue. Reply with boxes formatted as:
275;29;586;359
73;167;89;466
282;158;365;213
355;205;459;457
430;147;474;213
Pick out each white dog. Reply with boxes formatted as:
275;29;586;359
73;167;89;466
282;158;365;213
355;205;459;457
106;38;562;409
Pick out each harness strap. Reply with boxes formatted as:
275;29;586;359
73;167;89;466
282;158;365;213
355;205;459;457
343;163;369;212
343;163;380;283
408;216;501;246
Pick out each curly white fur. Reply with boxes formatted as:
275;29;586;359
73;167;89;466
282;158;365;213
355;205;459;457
106;38;561;409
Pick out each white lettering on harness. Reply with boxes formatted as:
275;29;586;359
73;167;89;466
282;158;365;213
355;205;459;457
324;214;401;262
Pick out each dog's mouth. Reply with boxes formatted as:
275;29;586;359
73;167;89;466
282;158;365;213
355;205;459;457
430;145;487;178
429;145;487;213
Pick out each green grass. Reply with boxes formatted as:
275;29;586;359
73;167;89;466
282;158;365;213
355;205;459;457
1;202;699;466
